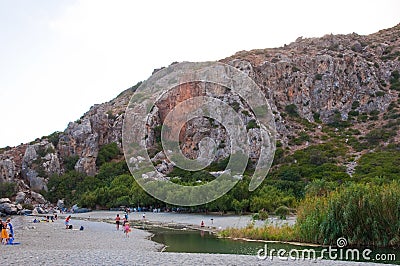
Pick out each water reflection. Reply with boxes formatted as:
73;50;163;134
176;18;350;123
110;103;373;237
150;227;400;264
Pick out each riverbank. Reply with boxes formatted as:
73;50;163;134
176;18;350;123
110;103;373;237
0;213;390;265
65;211;296;231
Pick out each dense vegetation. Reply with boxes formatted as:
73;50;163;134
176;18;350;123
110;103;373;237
45;142;399;213
222;181;400;247
296;181;400;247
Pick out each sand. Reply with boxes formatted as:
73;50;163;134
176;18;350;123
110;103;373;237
69;211;296;229
0;213;390;265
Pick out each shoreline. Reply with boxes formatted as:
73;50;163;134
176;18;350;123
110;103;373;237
54;211;329;248
1;212;389;265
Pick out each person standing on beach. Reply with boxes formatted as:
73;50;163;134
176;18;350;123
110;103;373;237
65;215;71;229
124;222;131;237
1;220;9;244
115;214;121;230
6;218;13;239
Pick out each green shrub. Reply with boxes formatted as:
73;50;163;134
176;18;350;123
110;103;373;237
252;210;269;221
259;210;269;220
44;171;88;205
117;81;143;98
96;161;129;185
305;179;338;197
391;70;400;80
328;110;351;128
106;110;116;120
390;70;400;91
231;101;240;112
369;109;380;116
383;119;400;128
45;131;61;147
347;138;368;152
358;113;368;122
275;205;290;219
0;182;16;198
153;125;162;143
354;151;400;180
250;185;296;213
96;142;120;166
365;128;396;146
345;128;361;135
252;213;259;220
351;101;360;110
246;119;259;130
241;110;250;116
382;51;400;61
369;115;379;121
315;73;323;80
37;147;47;158
313;112;321;122
348;110;359;116
63;155;79;171
292;66;300;72
388;102;398;111
284;104;299;117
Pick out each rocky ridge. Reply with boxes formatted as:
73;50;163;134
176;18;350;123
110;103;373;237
0;24;399;210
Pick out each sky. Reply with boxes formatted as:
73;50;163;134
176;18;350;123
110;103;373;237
0;0;399;148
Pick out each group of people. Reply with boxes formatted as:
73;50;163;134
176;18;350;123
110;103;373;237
1;218;14;245
33;214;58;223
115;213;131;237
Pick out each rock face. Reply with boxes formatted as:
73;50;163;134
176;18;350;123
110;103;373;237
223;26;400;145
21;141;61;192
15;192;26;204
0;24;400;201
0;86;134;204
145;81;262;174
58;96;128;176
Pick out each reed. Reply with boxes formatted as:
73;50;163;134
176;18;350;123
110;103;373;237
220;181;400;247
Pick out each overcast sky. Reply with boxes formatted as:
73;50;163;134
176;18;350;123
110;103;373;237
0;0;399;148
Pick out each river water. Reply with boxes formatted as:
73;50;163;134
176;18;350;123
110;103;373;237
149;227;400;264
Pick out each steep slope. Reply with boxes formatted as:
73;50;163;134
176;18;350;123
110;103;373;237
1;24;399;208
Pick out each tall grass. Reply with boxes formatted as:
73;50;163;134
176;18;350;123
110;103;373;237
297;182;400;247
220;181;400;247
220;223;296;242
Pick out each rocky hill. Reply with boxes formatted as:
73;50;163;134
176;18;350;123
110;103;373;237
1;23;400;210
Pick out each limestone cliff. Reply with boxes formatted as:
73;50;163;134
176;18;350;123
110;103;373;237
1;23;400;206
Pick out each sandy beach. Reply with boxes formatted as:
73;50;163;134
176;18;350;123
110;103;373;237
69;211;297;230
0;213;391;265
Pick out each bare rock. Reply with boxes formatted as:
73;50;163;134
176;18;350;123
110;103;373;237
31;191;46;204
15;191;26;204
0;159;16;182
0;202;17;215
0;198;11;204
